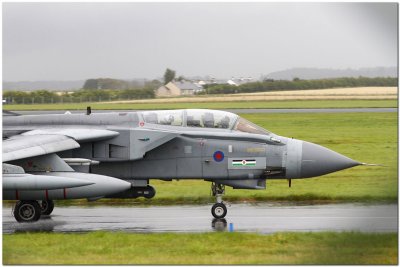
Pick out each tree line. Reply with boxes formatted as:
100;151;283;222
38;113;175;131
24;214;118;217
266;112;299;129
202;77;398;94
3;77;163;104
3;87;156;104
3;76;397;104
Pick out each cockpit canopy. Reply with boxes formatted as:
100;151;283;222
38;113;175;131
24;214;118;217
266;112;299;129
140;109;270;135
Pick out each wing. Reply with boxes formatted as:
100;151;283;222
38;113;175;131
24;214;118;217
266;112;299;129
3;129;119;162
21;128;119;142
3;135;80;162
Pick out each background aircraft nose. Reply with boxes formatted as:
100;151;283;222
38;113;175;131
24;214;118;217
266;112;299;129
300;141;360;178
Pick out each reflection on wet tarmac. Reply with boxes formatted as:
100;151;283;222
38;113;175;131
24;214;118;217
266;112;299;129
3;203;398;234
10;217;63;233
211;218;227;232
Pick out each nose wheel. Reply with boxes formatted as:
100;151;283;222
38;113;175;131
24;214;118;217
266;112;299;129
211;182;227;219
211;203;227;219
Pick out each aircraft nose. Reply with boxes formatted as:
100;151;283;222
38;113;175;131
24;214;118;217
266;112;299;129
300;141;360;178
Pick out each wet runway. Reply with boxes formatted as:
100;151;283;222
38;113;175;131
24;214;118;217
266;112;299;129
4;107;397;116
3;203;397;234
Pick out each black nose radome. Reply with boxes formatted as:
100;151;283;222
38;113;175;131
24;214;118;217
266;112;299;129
300;141;360;178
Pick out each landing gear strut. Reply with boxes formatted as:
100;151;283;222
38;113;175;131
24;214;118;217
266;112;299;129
13;201;41;222
40;200;55;215
211;182;227;219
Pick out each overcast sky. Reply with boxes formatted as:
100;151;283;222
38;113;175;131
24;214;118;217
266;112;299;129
2;2;398;81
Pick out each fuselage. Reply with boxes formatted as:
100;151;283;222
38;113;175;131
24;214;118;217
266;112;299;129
3;109;360;188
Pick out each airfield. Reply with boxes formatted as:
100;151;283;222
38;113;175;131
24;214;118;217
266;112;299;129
3;94;398;264
3;203;397;234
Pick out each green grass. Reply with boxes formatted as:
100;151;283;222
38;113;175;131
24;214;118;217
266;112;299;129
2;111;398;265
3;232;397;264
3;99;397;110
1;111;397;206
3;111;393;206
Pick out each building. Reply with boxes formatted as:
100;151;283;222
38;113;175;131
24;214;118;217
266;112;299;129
156;81;203;97
226;77;254;86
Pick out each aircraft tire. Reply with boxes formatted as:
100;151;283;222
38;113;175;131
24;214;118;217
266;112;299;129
13;201;41;223
40;200;55;215
211;203;227;219
144;186;156;199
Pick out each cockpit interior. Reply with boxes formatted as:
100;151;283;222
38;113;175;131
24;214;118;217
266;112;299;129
140;109;270;135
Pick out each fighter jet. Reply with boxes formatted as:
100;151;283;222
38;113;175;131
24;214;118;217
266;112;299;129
3;108;361;222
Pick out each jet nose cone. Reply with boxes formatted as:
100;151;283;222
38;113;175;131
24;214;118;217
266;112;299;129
301;141;360;178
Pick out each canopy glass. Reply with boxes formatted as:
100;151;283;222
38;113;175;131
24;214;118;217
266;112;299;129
140;109;270;135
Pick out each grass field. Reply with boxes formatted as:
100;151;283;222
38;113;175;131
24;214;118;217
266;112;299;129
3;232;397;264
2;110;398;265
1;111;396;206
118;112;396;204
3;99;397;110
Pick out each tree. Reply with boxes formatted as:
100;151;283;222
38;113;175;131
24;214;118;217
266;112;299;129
144;79;162;90
163;68;176;85
83;78;129;90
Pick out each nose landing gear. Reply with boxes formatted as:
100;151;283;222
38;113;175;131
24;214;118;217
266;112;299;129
211;182;227;219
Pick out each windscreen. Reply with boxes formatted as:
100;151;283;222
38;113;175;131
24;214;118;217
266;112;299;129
234;117;270;135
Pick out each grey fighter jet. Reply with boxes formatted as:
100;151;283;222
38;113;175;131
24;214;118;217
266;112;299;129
3;109;361;222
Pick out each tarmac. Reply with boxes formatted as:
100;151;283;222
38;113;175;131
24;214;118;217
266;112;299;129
3;203;397;234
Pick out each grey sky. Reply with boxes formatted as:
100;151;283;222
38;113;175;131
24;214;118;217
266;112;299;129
2;2;398;81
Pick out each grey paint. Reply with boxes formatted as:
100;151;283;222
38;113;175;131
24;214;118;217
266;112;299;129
12;153;74;172
2;163;24;174
3;172;131;200
284;138;302;178
22;128;120;142
3;174;94;190
2;109;362;202
215;179;266;189
3;135;80;162
300;141;360;178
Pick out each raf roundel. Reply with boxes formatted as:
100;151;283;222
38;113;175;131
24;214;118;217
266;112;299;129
213;151;225;162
